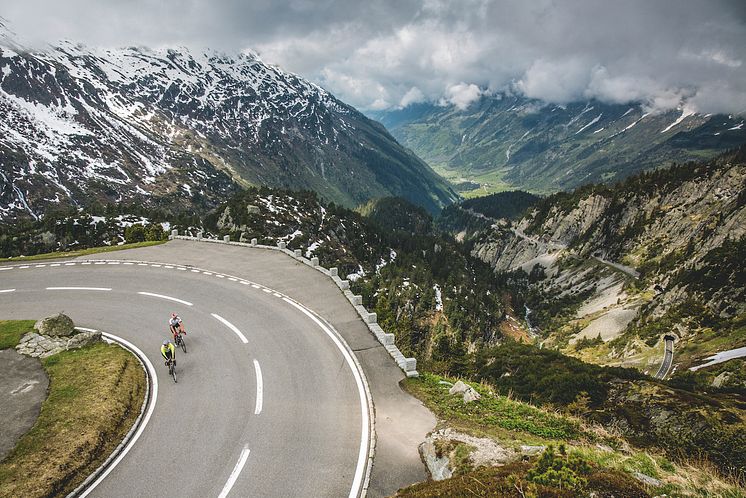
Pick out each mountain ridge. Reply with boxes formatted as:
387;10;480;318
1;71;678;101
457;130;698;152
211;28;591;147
370;95;746;195
0;26;456;221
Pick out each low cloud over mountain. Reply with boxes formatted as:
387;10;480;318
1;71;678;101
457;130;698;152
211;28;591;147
4;1;744;114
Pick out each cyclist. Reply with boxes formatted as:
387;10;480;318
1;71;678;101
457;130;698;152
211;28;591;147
168;313;186;341
161;339;176;368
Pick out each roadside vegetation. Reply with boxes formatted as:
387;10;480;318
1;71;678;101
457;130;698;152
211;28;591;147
0;240;166;262
0;320;35;349
403;374;746;497
0;321;147;498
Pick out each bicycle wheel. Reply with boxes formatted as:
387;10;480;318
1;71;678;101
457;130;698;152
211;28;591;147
179;336;187;354
170;362;177;383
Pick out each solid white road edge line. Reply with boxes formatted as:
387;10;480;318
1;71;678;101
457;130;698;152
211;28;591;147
46;287;112;291
217;446;251;498
0;289;16;293
253;360;263;415
76;330;158;498
211;313;249;344
282;298;369;498
137;291;193;306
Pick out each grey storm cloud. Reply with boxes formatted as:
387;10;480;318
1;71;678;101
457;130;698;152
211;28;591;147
2;0;746;114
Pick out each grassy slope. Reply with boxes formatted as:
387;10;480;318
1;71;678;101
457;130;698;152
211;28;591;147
0;320;35;349
0;240;165;262
0;328;146;498
403;374;746;497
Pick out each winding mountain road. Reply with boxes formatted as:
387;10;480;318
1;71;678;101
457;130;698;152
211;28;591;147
0;241;436;497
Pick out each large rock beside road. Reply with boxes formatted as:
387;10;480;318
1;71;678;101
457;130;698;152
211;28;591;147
34;314;75;337
16;329;102;359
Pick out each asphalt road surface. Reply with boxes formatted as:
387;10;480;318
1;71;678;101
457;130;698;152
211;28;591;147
654;337;675;379
0;259;369;497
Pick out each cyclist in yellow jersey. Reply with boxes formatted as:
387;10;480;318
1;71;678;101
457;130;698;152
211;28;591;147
161;339;176;366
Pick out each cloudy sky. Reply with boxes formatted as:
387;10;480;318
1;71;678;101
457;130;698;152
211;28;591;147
2;0;746;114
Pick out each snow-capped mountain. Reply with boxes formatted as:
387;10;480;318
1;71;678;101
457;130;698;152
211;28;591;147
371;95;746;195
0;21;455;221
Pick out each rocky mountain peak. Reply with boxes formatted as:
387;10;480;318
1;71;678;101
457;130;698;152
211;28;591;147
0;27;455;221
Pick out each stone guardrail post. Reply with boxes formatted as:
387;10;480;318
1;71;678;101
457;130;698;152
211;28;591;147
223;235;230;243
171;229;178;238
329;268;338;277
196;231;203;240
311;257;319;267
251;238;257;246
294;249;302;258
278;242;287;250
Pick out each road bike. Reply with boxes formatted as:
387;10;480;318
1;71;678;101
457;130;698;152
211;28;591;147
174;332;187;354
167;359;177;383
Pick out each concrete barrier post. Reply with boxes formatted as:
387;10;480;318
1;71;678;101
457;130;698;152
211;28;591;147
329;268;338;277
251;238;257;246
340;280;350;290
404;357;417;372
171;229;178;237
196;231;203;240
352;295;362;305
294;249;302;258
311;257;319;267
366;312;377;324
223;235;230;243
278;242;287;250
383;333;395;346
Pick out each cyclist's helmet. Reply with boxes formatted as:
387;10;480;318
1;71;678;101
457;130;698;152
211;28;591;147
171;313;177;318
163;339;170;346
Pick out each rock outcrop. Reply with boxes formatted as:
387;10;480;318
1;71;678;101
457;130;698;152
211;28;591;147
16;330;102;358
472;150;746;365
17;314;102;358
419;428;544;480
33;314;75;337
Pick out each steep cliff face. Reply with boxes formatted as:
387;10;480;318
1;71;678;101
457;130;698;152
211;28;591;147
472;149;746;371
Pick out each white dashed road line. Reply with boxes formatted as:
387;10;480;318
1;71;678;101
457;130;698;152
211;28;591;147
0;289;15;293
217;446;251;498
211;313;249;344
46;287;112;291
253;360;263;415
137;292;193;306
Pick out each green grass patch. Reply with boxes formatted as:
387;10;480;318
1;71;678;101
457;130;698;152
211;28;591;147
0;240;166;262
0;320;36;349
0;341;147;498
403;373;581;442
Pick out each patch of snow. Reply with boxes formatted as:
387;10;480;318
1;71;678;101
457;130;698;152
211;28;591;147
576;113;603;134
305;241;320;257
661;107;695;133
690;346;746;371
347;265;365;282
434;284;443;311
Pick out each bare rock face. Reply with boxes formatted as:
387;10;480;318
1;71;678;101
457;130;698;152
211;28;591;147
448;380;469;395
462;387;481;403
16;330;102;358
34;314;75;337
448;380;481;403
